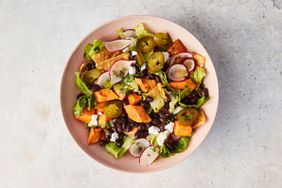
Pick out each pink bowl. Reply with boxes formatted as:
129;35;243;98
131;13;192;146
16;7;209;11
60;16;219;172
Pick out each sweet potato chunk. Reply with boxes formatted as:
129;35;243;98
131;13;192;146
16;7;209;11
94;89;119;102
135;78;157;92
167;39;187;56
170;79;196;90
88;128;102;144
124;105;152;123
127;93;142;105
174;121;192;136
74;108;95;123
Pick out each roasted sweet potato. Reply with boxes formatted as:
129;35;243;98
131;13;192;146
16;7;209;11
94;89;119;102
192;52;206;67
167;39;187;56
170;79;196;90
127;93;142;105
88;128;102;144
124;105;152;123
135;78;157;92
74;108;95;123
192;109;206;129
174;121;192;136
95;102;106;113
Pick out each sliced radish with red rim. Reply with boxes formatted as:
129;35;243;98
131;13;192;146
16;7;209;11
183;58;196;72
139;146;159;166
129;138;150;158
169;52;193;65
104;39;132;52
110;60;136;84
96;71;110;88
167;64;188;81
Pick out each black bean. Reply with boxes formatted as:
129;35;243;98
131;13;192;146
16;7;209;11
152;118;161;125
146;96;153;102
99;140;108;146
154;75;161;83
85;63;95;70
159;117;166;123
116;124;122;133
116;139;123;147
126;124;133;132
160;125;165;132
200;87;209;97
121;112;127;118
145;123;151;128
165;142;175;150
89;84;101;92
121;122;126;130
112;118;118;124
140;101;150;109
122;100;129;105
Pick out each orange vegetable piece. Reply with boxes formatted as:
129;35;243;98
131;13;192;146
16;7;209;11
74;108;95;123
170;79;196;90
88;128;102;144
95;102;106;113
94;89;119;102
135;78;157;92
192;109;206;129
99;131;107;141
167;39;187;56
174;121;192;136
127;93;142;105
124;105;152;123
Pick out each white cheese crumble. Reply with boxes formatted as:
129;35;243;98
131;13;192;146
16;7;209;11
173;106;183;114
165;122;174;133
97;111;103;115
148;126;160;135
140;64;147;71
128;66;136;75
131;50;137;56
110;132;119;142
88;114;98;127
162;52;170;62
157;130;170;146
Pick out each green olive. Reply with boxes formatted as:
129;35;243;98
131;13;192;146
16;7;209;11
103;100;123;118
136;50;145;66
177;108;198;126
137;36;155;53
153;33;172;50
147;52;165;74
82;69;101;84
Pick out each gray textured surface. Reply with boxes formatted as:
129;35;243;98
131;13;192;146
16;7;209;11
0;0;282;187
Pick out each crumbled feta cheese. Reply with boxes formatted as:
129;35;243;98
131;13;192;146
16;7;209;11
128;66;136;75
157;130;170;146
148;126;160;135
173;106;183;114
162;52;170;62
131;50;137;56
110;132;119;142
165;122;174;133
88;114;98;127
97;111;103;115
140;64;146;71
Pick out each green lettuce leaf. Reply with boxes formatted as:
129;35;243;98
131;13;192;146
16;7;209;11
134;23;154;39
83;39;105;60
87;95;94;111
190;67;206;84
105;136;134;158
75;72;92;96
179;96;209;108
160;145;172;158
73;95;87;116
173;137;190;153
153;71;175;91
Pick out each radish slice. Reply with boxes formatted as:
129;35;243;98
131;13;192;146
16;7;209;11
96;71;110;88
104;39;132;52
183;58;196;72
167;64;188;81
123;29;136;38
169;52;193;65
139;146;159;166
129;138;150;158
110;60;136;84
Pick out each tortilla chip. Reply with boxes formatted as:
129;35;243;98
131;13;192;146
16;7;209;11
96;53;129;71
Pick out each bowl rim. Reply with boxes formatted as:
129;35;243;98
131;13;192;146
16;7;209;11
60;15;219;173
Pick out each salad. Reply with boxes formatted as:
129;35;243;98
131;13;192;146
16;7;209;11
73;23;209;166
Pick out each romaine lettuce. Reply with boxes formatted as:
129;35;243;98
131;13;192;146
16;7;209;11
105;136;134;158
83;39;104;60
190;67;206;84
73;95;87;116
75;72;92;96
134;23;154;39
